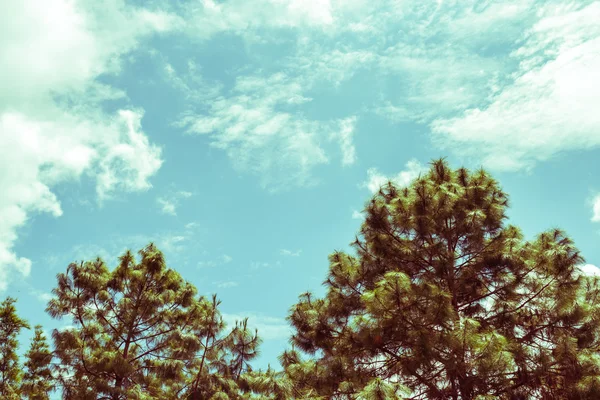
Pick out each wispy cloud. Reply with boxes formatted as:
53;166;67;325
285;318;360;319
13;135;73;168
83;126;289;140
280;249;302;257
180;0;335;41
250;261;271;269
352;210;364;220
198;254;233;268
592;194;600;223
157;190;193;216
250;260;281;269
175;72;357;190
214;281;239;289
162;59;222;102
332;117;358;166
431;2;600;171
361;159;427;194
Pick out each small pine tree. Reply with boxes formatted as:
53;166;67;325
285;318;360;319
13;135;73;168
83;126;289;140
47;244;222;399
0;297;29;399
21;325;54;399
47;243;271;400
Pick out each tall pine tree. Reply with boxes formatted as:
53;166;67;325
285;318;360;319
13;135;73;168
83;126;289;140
0;297;29;399
21;325;54;399
284;159;600;399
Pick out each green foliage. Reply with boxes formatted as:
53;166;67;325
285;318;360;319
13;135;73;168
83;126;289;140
21;325;54;399
285;159;600;399
46;243;266;400
0;297;29;399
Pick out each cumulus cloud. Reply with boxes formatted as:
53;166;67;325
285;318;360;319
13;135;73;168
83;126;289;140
431;2;600;171
578;264;600;277
0;0;177;290
361;159;427;194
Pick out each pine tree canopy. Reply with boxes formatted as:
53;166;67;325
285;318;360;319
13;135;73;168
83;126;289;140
285;159;600;400
45;243;267;400
0;297;30;399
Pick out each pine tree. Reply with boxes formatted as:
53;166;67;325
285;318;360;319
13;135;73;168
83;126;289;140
21;325;54;399
0;297;29;399
46;243;264;400
182;297;263;399
285;159;600;399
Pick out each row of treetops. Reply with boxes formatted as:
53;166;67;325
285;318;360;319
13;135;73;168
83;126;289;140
2;159;599;399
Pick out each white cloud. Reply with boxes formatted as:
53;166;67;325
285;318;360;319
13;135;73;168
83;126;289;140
332;117;358;166
361;159;426;194
0;0;176;290
431;2;600;171
198;254;233;268
181;0;334;41
159;235;187;254
222;313;292;341
70;244;112;263
378;43;505;121
158;199;177;216
96;110;163;201
250;261;271;269
71;231;190;266
578;264;600;277
215;281;239;289
280;249;302;257
592;194;600;223
185;222;200;230
163;60;223;102
176;72;357;190
352;210;364;220
157;190;193;216
286;44;377;88
36;292;54;303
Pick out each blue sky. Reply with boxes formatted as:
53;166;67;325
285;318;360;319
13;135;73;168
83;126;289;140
2;0;600;371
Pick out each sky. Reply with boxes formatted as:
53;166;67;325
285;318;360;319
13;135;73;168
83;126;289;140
1;0;600;372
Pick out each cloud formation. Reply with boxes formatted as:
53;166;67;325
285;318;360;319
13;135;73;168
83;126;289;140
157;191;193;216
0;0;176;290
362;159;427;194
592;194;600;223
176;73;357;190
578;264;600;277
431;2;600;171
280;249;302;257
